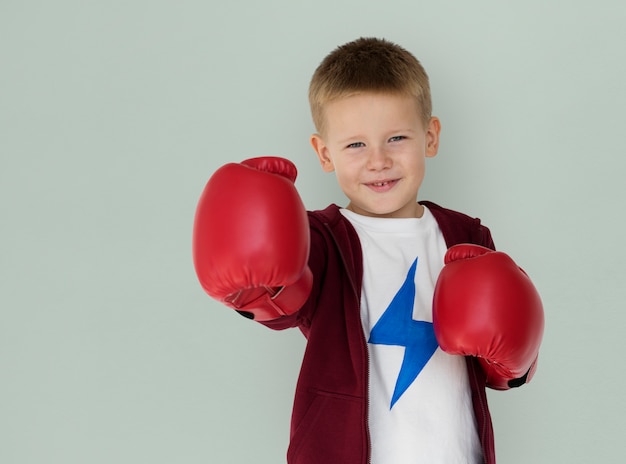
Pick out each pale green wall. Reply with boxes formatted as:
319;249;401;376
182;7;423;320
2;1;625;463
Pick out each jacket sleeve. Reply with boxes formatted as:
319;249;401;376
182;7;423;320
472;220;495;251
258;213;329;332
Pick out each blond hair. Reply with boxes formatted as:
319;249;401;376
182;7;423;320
309;37;432;134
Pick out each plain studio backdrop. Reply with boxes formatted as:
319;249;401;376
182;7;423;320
2;1;625;462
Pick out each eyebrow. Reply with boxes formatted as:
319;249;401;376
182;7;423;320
337;135;365;146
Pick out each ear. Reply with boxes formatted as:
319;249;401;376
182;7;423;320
425;117;441;158
310;134;335;172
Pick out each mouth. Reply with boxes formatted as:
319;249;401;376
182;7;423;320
365;179;399;192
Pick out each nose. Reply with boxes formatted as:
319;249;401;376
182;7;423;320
366;146;392;171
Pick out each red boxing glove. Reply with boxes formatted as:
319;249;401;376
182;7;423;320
192;157;313;321
433;244;544;390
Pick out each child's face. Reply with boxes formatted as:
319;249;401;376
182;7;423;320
311;92;440;218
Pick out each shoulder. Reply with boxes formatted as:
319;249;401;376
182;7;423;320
420;200;495;250
307;202;362;275
421;200;481;226
307;203;362;251
308;203;342;226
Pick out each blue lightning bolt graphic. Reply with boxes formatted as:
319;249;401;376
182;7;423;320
368;258;439;409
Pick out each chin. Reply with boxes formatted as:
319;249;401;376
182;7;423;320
349;198;415;218
359;207;400;218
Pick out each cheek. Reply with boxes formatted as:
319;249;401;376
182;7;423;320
333;157;359;176
334;169;353;188
332;163;361;192
416;157;426;173
406;157;427;185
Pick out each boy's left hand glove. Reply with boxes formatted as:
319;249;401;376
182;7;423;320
433;244;545;390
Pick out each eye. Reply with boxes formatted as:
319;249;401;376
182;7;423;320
388;135;406;143
346;142;365;149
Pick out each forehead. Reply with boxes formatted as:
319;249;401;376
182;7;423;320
322;93;423;135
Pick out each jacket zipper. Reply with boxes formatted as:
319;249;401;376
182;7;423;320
469;359;490;464
323;222;371;464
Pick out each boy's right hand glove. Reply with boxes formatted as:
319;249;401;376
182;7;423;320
192;157;313;321
432;244;544;389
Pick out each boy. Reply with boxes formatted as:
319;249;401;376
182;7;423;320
193;37;543;464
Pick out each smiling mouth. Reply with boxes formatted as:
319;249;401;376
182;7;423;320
366;179;399;191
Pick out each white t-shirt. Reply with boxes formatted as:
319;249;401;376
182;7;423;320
341;207;482;464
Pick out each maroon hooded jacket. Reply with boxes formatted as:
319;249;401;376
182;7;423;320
262;201;498;464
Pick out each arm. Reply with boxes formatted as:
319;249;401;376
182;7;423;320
192;157;312;321
433;244;545;390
